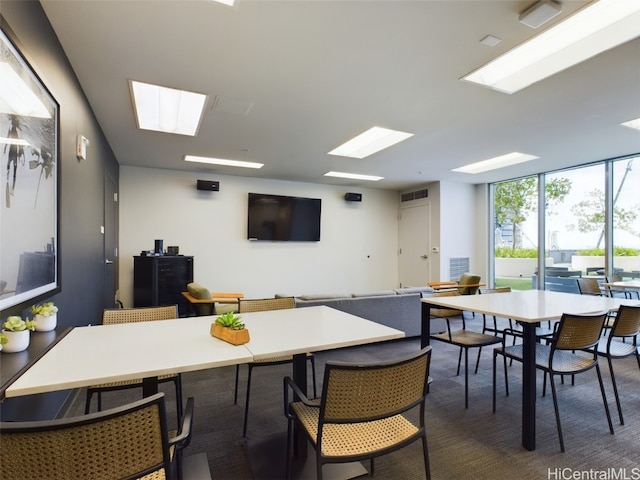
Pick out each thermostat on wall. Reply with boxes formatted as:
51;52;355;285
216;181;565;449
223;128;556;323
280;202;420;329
76;135;89;161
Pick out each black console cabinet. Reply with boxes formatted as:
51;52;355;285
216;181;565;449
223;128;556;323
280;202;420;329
133;255;194;316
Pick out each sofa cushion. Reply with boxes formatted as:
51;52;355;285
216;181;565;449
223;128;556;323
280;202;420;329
351;290;397;298
395;287;434;296
295;293;422;337
187;282;212;300
298;294;351;301
215;303;239;314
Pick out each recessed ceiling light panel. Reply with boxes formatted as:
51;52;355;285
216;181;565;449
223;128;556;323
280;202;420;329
452;152;539;174
185;155;263;169
130;80;208;136
328;127;414;159
462;0;640;94
324;171;384;181
621;117;640;131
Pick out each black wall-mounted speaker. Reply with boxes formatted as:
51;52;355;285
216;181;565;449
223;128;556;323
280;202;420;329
197;179;220;191
345;192;362;202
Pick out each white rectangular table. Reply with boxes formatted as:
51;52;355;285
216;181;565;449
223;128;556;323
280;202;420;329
243;305;405;360
5;315;254;398
242;304;405;407
602;279;640;298
5;305;404;479
6;306;404;399
421;290;638;451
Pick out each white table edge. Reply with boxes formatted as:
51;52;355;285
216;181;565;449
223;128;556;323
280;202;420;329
246;331;405;361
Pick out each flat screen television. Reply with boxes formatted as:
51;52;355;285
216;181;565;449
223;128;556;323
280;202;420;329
247;193;321;241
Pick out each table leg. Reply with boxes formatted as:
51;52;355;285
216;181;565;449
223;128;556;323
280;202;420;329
521;323;537;451
292;353;308;458
142;377;159;397
420;302;432;349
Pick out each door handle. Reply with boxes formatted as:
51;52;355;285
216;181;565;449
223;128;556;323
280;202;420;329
105;259;114;265
421;254;428;260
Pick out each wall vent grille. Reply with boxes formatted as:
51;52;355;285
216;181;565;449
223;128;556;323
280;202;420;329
449;257;469;281
401;188;428;202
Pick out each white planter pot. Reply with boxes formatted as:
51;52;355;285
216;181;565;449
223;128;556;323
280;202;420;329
34;313;57;332
495;257;554;278
571;256;640;274
2;329;30;353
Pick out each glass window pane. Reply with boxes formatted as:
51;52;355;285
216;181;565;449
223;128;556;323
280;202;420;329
546;164;604;277
493;176;538;290
612;157;640;280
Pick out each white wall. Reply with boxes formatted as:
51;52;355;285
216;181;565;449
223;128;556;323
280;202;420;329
118;166;401;306
473;184;490;283
437;181;477;279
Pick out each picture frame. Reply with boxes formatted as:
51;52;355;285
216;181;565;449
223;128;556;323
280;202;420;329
0;20;61;312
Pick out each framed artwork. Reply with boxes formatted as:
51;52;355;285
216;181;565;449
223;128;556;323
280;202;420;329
0;20;60;312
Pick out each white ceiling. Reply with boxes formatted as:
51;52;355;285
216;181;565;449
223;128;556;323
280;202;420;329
40;0;640;191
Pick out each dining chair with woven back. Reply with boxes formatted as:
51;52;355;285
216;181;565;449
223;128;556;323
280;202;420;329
428;290;502;408
604;276;639;300
478;287;513;337
236;297;317;437
284;346;433;480
595;304;640;425
493;310;614;452
1;392;194;480
577;277;618;331
84;305;183;424
577;277;605;296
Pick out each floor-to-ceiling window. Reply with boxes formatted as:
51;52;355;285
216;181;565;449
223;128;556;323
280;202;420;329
612;158;640;278
493;175;539;290
491;154;640;289
545;163;603;275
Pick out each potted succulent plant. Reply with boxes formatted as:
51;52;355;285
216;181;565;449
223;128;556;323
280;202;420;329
1;316;36;353
30;301;58;332
210;311;250;345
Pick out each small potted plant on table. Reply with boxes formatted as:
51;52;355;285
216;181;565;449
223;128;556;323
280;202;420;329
210;311;250;345
1;316;36;353
30;301;58;331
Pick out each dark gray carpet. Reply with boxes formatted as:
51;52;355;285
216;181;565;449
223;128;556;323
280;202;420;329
65;319;640;480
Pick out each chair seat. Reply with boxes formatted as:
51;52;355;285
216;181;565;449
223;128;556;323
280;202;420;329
291;402;419;458
254;354;294;364
597;338;638;358
500;344;597;374
507;323;556;339
431;330;502;348
252;352;315;365
430;308;462;318
90;373;177;389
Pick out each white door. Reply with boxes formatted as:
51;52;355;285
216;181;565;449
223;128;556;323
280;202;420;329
398;202;431;287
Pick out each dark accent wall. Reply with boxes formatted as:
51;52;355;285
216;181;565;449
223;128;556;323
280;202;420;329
1;1;119;420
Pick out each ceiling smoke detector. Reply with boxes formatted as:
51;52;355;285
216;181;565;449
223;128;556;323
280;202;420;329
519;0;562;28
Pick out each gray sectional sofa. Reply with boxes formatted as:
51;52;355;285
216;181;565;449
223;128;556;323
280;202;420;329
291;287;433;337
